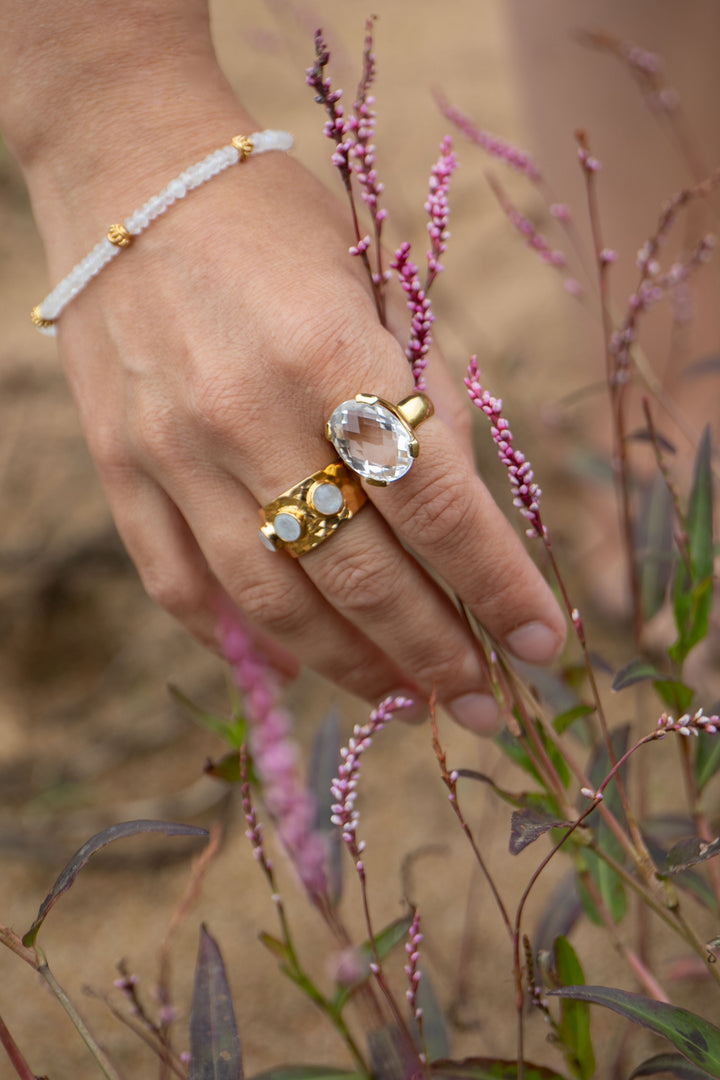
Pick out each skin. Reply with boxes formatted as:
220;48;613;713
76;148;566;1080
0;0;566;733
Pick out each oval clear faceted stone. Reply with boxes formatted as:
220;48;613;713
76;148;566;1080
328;399;414;483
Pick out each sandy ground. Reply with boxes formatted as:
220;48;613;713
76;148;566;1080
1;2;719;1078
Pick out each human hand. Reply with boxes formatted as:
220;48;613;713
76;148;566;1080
11;39;565;734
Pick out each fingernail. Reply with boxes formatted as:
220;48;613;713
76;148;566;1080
446;693;501;735
505;621;563;664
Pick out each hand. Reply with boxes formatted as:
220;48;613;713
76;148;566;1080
7;25;566;732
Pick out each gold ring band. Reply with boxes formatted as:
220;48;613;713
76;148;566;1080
259;462;367;557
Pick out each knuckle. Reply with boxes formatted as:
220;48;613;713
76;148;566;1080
238;576;307;639
399;467;473;547
320;550;400;618
184;368;248;443
142;566;208;621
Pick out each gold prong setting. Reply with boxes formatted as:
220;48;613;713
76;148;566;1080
325;392;433;485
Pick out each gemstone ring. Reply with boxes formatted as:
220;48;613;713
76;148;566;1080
259;462;367;556
325;392;434;486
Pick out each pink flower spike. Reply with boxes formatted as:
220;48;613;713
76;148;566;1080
437;95;541;182
330;695;413;862
464;358;546;540
219;609;329;900
425;135;458;290
391;242;435;390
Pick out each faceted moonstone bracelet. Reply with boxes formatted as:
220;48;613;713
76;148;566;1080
30;129;293;336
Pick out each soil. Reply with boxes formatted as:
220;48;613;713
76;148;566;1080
1;3;718;1079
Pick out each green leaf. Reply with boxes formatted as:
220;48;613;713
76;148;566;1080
654;680;695;714
638;473;675;621
554;936;595;1080
613;658;662;692
548;985;720;1077
671;426;714;663
629;1051;715;1078
204;751;242;784
169;684;247;748
189;925;243;1080
23;820;208;946
258;933;291;965
430;1058;569;1079
695;731;720;792
497;722;571;791
583;728;630;923
688;426;714;583
553;705;595;736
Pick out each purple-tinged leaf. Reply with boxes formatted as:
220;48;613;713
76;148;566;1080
628;428;677;453
368;1025;422;1080
23;820;208;946
414;967;451;1061
250;1071;361;1080
430;1058;569;1079
509;808;569;855
683;353;720;380
189;925;242;1080
629;1051;714;1078
612;658;662;692
662;836;720;875
554;936;595;1080
456;770;560;815
548;986;720;1077
308;708;343;905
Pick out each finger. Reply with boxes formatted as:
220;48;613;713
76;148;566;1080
370;412;567;663
154;466;422;706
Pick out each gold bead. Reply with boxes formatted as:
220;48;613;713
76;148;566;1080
107;223;132;248
30;305;54;329
232;135;255;162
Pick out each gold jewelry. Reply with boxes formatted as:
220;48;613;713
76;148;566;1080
259;462;367;557
326;391;434;486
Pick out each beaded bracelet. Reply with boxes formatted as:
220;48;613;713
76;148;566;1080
31;128;293;336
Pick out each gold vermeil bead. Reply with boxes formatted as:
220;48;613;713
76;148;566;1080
232;135;255;161
30;306;54;329
107;224;132;248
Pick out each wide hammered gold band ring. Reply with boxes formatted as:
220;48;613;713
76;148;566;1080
259;462;367;557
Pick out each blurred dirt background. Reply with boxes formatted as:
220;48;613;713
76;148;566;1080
1;2;719;1078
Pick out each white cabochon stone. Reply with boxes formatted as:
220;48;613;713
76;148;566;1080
312;482;345;515
273;512;303;542
328;400;413;483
